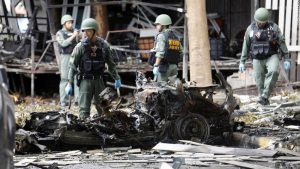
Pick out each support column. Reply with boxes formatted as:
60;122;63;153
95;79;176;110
182;1;188;81
186;0;212;86
91;0;108;38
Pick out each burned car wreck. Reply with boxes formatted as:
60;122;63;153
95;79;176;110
16;72;237;152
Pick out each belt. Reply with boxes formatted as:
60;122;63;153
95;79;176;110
82;74;102;80
252;54;272;60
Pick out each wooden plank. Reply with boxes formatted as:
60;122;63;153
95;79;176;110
291;0;298;46
130;153;237;159
127;148;142;154
284;125;300;130
277;148;300;156
290;52;297;82
54;150;82;156
152;143;277;157
288;46;300;51
272;0;278;10
31;160;81;166
284;0;292;46
184;160;210;167
276;156;300;160
104;159;173;163
278;0;285;32
179;140;205;146
265;0;272;9
217;160;273;169
15;158;36;167
103;146;132;152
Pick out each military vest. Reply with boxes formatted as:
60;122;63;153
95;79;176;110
58;30;77;54
163;30;181;64
250;22;278;59
79;41;106;76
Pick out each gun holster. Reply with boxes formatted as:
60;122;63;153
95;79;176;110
158;63;168;73
76;74;82;87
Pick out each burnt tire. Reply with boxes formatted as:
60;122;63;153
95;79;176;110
175;113;210;141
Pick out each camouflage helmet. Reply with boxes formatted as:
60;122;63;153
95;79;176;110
81;18;99;31
61;14;74;25
254;8;269;23
154;14;172;25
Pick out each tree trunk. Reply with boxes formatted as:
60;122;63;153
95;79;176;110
91;1;108;38
186;0;212;86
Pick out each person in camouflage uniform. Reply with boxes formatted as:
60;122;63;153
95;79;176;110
56;14;79;107
151;14;182;82
65;18;121;119
239;8;290;105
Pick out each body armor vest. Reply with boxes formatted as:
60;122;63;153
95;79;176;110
163;31;181;64
250;22;278;60
58;30;76;54
79;42;105;76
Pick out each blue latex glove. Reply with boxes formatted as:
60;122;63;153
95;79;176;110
284;60;291;70
153;66;159;76
239;63;245;72
114;79;121;89
65;83;72;96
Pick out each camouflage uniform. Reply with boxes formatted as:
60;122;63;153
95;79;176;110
68;38;120;118
240;21;289;99
154;29;182;82
56;28;79;105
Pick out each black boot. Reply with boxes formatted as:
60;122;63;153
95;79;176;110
258;96;269;105
79;112;90;121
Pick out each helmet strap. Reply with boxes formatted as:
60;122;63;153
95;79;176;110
90;30;97;42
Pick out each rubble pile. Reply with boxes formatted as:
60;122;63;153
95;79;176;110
14;141;300;169
232;91;300;152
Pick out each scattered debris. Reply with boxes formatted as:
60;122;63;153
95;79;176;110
13;140;300;168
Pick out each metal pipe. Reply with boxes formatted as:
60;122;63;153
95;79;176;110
106;81;137;90
47;1;185;12
31;36;35;102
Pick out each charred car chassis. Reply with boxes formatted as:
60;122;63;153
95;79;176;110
17;72;237;152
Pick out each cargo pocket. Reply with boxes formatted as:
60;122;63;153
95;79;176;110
83;60;92;71
263;44;270;55
252;45;259;56
258;44;264;54
92;60;101;71
159;64;168;73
